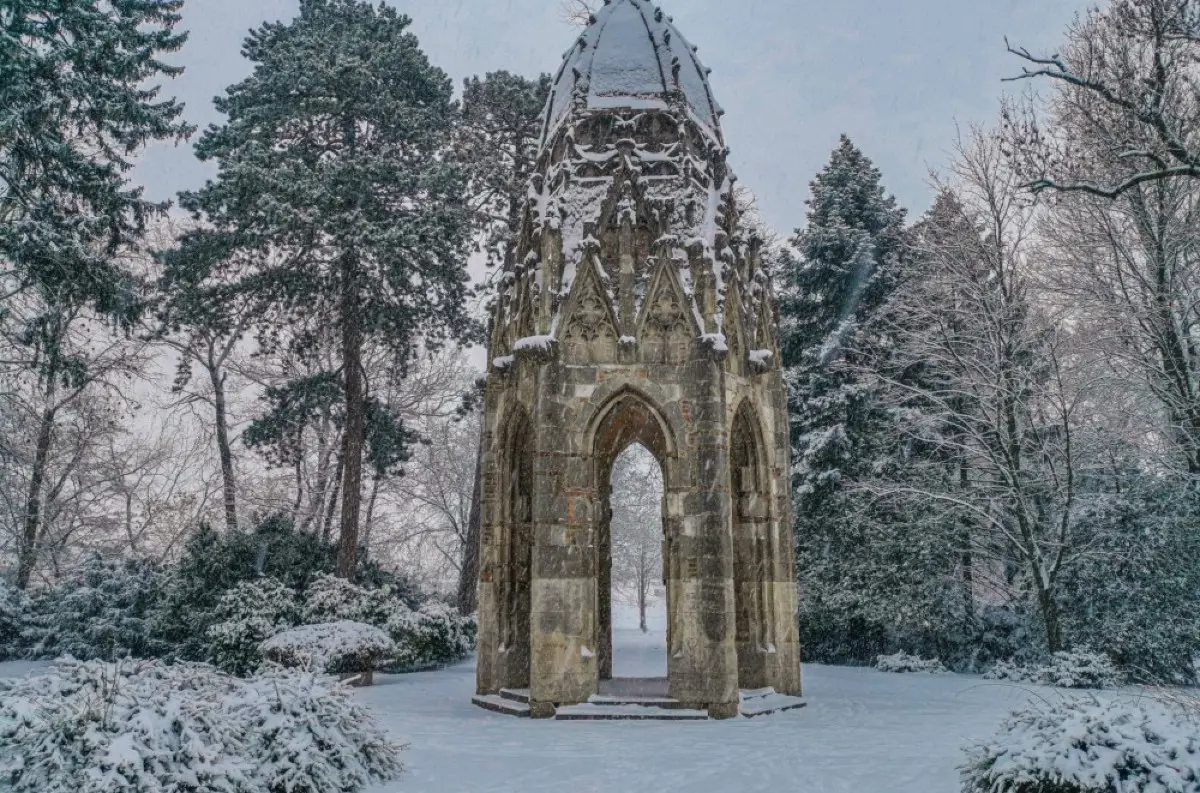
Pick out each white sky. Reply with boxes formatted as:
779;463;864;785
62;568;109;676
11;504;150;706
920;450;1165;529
135;0;1084;234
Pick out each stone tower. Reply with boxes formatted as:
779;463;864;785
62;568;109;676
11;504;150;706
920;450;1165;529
475;0;800;719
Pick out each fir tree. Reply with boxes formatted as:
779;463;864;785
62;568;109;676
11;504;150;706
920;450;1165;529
169;0;473;580
778;136;912;661
781;135;907;516
1;0;192;588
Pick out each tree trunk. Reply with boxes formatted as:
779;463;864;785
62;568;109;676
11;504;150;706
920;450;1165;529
336;252;366;581
323;448;345;542
16;406;56;590
638;570;648;633
208;363;238;532
455;446;483;615
1035;582;1063;654
361;474;381;562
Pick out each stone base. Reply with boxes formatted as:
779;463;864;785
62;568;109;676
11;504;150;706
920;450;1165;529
471;680;807;721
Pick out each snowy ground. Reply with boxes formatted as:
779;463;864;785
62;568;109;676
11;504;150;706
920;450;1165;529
0;611;1105;793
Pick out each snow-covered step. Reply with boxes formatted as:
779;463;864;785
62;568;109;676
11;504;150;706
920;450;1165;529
588;693;681;708
499;687;530;704
739;687;777;701
472;694;531;717
555;703;708;721
738;693;807;718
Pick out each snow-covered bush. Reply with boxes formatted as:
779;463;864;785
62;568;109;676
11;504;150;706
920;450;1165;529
985;647;1125;689
205;577;299;675
0;580;29;660
301;573;399;626
875;650;948;674
260;621;395;681
300;575;474;672
0;658;401;793
23;555;169;662
962;697;1200;793
385;599;476;672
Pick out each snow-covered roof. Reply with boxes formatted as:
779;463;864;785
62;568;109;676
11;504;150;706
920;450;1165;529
540;0;723;147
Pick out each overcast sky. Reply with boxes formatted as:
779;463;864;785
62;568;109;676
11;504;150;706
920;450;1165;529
134;0;1083;234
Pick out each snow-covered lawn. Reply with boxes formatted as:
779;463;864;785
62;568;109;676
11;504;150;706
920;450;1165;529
0;628;1133;793
355;629;1056;793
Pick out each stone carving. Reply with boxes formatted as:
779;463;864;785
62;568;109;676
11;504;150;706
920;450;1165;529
562;261;620;365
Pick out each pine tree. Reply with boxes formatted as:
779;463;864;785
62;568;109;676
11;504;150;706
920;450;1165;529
454;70;550;613
169;0;473;580
1;0;192;588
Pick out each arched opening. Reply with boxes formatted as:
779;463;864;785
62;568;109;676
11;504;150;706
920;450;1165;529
588;389;676;689
731;400;773;690
499;408;533;687
607;443;666;678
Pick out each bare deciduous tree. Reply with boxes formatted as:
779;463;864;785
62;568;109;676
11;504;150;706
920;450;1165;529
868;130;1099;652
1005;0;1200;198
609;444;663;633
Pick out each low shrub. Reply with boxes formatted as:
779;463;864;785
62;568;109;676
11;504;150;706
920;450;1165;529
875;650;948;674
962;697;1200;793
984;647;1126;689
205;578;299;675
260;621;395;678
300;574;475;672
0;658;401;793
385;599;476;672
22;555;169;662
0;580;28;661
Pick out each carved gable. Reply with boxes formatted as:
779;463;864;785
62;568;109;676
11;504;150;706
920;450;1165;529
638;260;696;365
560;257;620;365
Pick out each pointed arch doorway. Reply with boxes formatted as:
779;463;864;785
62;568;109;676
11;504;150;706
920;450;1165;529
589;389;679;697
604;442;667;679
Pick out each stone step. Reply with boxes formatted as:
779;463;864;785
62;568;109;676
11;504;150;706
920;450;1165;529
738;693;807;718
588;693;683;708
472;694;531;718
499;687;530;704
739;687;777;702
555;703;709;721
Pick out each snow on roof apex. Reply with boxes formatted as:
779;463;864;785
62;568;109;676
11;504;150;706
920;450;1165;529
540;0;724;147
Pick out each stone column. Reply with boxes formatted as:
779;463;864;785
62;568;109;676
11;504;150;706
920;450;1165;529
667;356;739;718
527;362;598;717
474;384;506;695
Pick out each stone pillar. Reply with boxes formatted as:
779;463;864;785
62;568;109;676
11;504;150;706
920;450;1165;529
668;357;739;718
766;370;802;696
475;384;506;696
527;363;598;717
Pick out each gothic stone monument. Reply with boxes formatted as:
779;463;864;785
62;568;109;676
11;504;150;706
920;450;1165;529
474;0;801;720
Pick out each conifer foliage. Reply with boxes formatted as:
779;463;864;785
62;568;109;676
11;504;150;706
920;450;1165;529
168;0;474;580
1;0;192;589
778;137;913;661
781;135;907;509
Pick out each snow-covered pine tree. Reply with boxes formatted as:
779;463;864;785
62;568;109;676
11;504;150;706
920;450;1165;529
169;0;474;581
1;0;192;589
778;137;913;660
454;70;551;614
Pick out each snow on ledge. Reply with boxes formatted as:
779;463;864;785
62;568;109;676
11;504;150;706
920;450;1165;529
513;335;557;352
